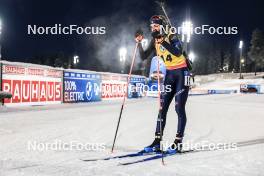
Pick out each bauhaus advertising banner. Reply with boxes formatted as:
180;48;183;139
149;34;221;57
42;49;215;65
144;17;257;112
2;63;63;106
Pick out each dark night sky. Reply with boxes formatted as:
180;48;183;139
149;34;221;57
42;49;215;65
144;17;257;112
0;0;263;70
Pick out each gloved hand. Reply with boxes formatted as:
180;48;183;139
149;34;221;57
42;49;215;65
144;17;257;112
135;29;144;43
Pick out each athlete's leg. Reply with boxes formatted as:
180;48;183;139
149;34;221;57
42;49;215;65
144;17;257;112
155;70;176;136
166;68;189;153
174;68;189;138
144;70;176;152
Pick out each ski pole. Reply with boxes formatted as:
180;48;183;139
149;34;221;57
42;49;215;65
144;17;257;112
157;58;165;165
158;1;172;26
158;0;187;53
111;42;139;153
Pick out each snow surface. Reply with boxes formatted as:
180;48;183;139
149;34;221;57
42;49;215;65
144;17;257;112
0;93;264;175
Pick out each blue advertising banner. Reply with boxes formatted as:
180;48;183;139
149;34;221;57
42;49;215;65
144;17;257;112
147;80;158;91
208;89;237;94
240;84;261;93
64;71;101;103
128;77;146;98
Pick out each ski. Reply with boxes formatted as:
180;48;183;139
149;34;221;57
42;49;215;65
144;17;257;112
119;150;194;166
81;150;160;162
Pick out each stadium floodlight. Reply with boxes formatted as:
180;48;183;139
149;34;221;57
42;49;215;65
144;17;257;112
181;20;193;43
119;47;127;73
239;40;243;49
239;40;243;79
73;55;79;65
188;52;196;62
0;18;2;60
0;18;2;34
119;47;127;62
141;39;148;50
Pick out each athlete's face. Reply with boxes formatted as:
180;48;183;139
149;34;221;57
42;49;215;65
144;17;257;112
151;24;160;32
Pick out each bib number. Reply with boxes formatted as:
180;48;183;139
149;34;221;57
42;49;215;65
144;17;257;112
184;71;191;86
160;54;172;63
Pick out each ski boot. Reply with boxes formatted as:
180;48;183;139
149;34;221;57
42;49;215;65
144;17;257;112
143;135;161;153
166;134;183;154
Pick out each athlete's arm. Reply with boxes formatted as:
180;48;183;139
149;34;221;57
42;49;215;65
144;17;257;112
161;34;183;57
135;29;156;61
138;39;155;61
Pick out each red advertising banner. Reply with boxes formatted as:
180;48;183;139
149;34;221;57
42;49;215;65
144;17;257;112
2;63;63;106
101;74;127;100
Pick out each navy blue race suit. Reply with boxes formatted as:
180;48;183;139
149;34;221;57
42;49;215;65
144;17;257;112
138;35;189;138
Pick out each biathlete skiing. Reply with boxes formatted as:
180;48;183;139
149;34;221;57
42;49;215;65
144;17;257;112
135;15;191;154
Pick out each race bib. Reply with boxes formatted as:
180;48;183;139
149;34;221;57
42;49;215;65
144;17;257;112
184;71;191;86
